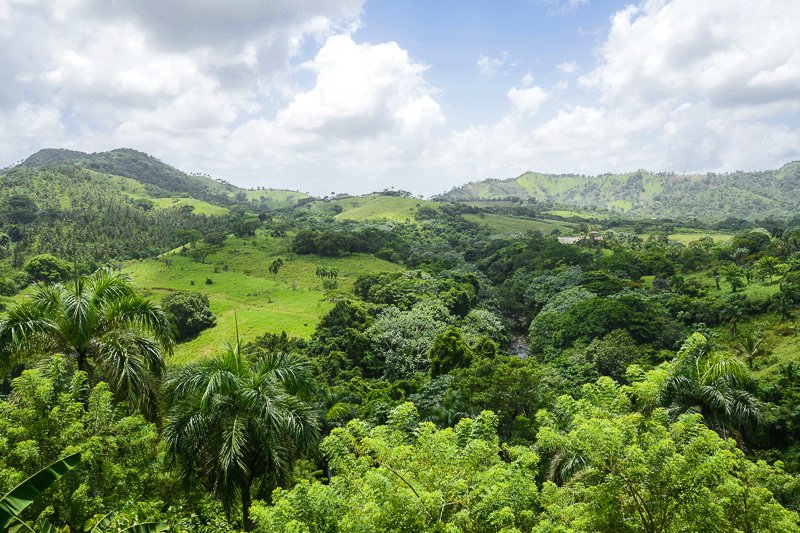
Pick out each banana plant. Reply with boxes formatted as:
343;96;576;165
39;510;168;532
1;453;166;533
0;452;81;531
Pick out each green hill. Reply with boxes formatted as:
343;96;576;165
438;162;800;222
124;232;403;362
0;148;314;271
14;148;313;210
296;193;434;223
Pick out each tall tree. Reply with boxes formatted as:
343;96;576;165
0;268;174;418
164;336;319;531
663;333;761;440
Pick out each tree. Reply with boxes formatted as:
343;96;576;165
0;356;164;528
721;295;747;337
535;378;798;532
23;253;72;283
733;331;765;369
450;355;547;441
773;292;794;322
583;328;638;381
164;336;320;531
756;255;781;283
251;405;539;532
203;231;227;246
162;291;216;341
662;333;761;440
428;326;471;377
722;264;746;292
268;258;284;284
0;268;175;418
1;194;37;225
0;452;81;530
368;300;454;379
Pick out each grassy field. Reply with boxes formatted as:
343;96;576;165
463;213;576;234
542;209;607;220
668;230;732;245
149;197;230;216
334;195;430;223
124;232;402;363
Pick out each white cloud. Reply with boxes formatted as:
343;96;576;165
507;85;548;114
219;34;445;192
581;0;800;110
557;61;577;74
428;0;800;193
1;0;799;197
477;52;515;77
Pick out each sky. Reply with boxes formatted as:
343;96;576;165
1;0;799;196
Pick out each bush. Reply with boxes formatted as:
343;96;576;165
24;253;72;283
162;291;216;341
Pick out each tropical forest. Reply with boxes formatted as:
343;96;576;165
0;148;799;532
3;1;800;531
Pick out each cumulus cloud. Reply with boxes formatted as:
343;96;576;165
221;34;445;192
507;85;548;114
1;0;799;196
581;0;800;109
429;0;800;192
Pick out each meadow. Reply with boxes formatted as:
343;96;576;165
124;232;402;363
462;212;576;234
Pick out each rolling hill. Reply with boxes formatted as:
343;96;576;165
10;147;311;210
437;162;800;222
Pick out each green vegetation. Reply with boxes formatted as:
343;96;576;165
1;148;800;531
463;212;574;234
440;162;800;222
124;234;401;362
165;338;319;530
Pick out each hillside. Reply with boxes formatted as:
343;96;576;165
296;193;431;223
12;147;312;210
438;162;800;222
125;232;402;362
0;148;316;274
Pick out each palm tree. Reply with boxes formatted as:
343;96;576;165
0;268;174;419
772;293;794;322
268;257;284;284
721;295;747;338
732;332;765;369
664;333;761;440
164;335;319;531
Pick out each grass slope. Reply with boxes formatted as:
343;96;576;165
463;213;575;234
124;232;402;363
297;194;433;223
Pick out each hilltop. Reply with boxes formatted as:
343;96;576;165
5;148;308;214
438;162;800;222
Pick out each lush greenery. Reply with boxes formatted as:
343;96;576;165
1;148;800;531
439;162;800;223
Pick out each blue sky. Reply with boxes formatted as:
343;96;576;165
0;0;799;195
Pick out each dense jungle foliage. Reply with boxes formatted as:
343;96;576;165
1;150;800;531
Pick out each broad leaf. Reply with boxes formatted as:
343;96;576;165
0;452;82;529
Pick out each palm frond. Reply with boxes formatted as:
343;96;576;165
99;296;175;354
0;301;61;359
91;331;165;420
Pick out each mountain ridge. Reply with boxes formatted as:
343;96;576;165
437;161;800;221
